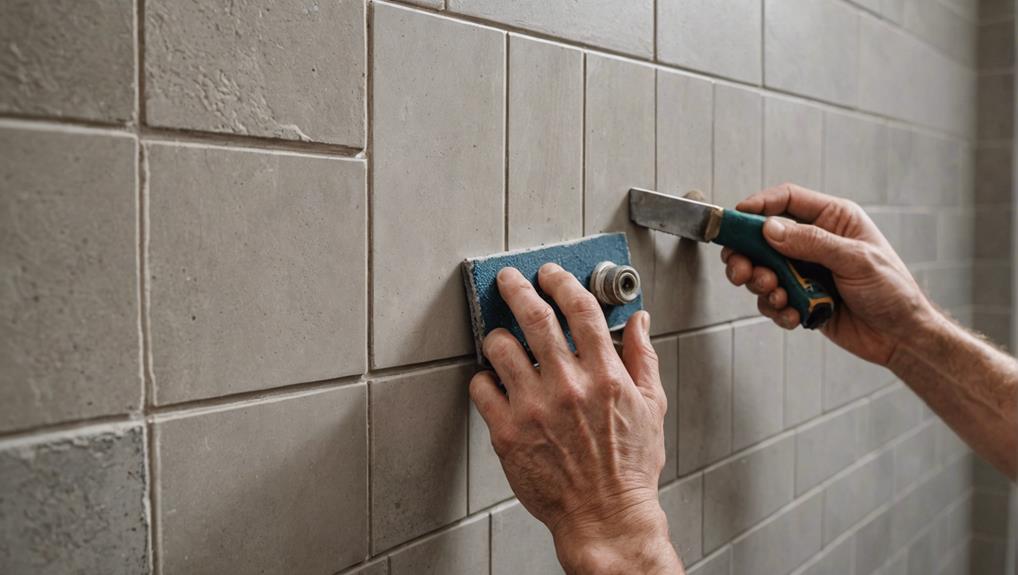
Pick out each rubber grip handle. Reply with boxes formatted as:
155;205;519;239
713;210;838;329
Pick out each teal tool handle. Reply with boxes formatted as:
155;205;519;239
714;210;838;329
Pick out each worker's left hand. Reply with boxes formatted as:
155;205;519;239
470;264;681;573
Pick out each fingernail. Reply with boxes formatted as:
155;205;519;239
641;311;651;334
764;217;791;241
726;266;735;280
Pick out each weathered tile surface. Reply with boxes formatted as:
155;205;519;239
822;449;894;543
491;501;564;575
389;515;489;575
763;97;824;189
732;320;784;450
658;0;762;83
783;329;823;428
661;474;704;564
468;401;513;512
655;336;680;483
713;84;763;208
678;326;733;474
732;492;822;575
795;405;864;494
824;111;888;205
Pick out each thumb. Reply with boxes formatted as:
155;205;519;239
622;311;663;397
763;217;864;274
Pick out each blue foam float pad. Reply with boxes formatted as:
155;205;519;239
461;232;644;366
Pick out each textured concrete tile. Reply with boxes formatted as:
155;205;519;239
372;4;504;367
678;326;733;475
971;537;1008;574
0;127;139;432
371;364;469;551
656;70;713;197
974;457;1012;493
822;341;894;410
764;0;859;106
975;207;1012;260
658;0;762;84
936;209;975;262
763;96;823;189
855;508;895;575
921;265;973;309
893;422;937;493
347;559;388;575
491;500;564;575
468;401;513;512
655;337;680;483
795;406;862;494
896;212;939;264
975;143;1013;205
973;309;1012;350
703;436;794;552
972;262;1011;307
980;19;1014;70
687;548;732;575
147;144;365;403
448;0;653;57
507;35;583;249
979;73;1013;140
145;0;364;146
972;491;1010;536
156;385;367;574
796;534;853;575
823;111;888;205
732;320;784;450
905;526;936;575
389;515;489;575
822;449;894;543
0;0;135;123
732;492;822;575
783;329;823;428
981;0;1014;20
902;0;977;65
933;420;969;466
887;128;966;207
584;54;656;304
661;474;703;564
0;425;147;575
713;84;763;208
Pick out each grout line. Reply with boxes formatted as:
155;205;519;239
138;126;365;158
503;33;510;251
364;0;375;558
366;377;374;557
581;52;588;235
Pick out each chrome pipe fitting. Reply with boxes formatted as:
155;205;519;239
589;261;641;306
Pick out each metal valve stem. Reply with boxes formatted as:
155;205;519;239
589;261;641;306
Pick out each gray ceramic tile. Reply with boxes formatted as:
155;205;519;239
974;457;1012;493
973;491;1010;536
855;508;895;575
147;144;366;404
658;0;762;84
687;548;732;575
0;0;134;122
371;4;504;368
371;364;470;552
823;110;888;205
584;53;656;304
656;70;714;199
156;385;367;574
905;526;936;575
979;19;1014;70
346;559;388;575
145;0;364;146
703;436;794;552
655;336;680;483
764;0;859;106
713;84;763;208
0;127;139;432
763;96;824;189
975;143;1013;205
981;0;1014;20
468;400;513;512
0;424;148;575
896;212;939;264
796;535;853;575
893;422;937;493
933;419;970;465
886;128;966;207
507;35;583;249
783;329;823;428
975;207;1012;260
972;262;1011;307
733;320;784;450
795;405;863;494
822;340;894;410
491;500;564;575
936;209;975;262
822;449;894;543
678;326;733;475
447;0;653;57
661;474;703;564
732;492;822;575
902;0;977;65
389;515;489;575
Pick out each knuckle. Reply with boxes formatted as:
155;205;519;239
557;384;588;408
490;427;514;457
519;303;556;331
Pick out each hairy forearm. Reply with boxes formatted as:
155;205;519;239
888;308;1018;478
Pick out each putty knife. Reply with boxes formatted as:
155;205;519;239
629;188;837;329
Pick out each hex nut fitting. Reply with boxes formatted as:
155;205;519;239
589;261;641;306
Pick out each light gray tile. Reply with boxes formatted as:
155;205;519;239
922;265;973;309
973;309;1012;350
371;364;470;552
678;326;733;474
661;474;703;564
733;320;784;450
389;515;489;575
448;0;653;57
972;491;1010;536
156;386;367;574
981;0;1014;20
886;128;966;207
491;500;564;575
823;111;888;205
763;96;824;189
507;35;583;250
764;0;859;106
973;457;1012;493
936;209;975;262
0;0;135;123
147;144;366;403
372;4;504;367
795;406;862;494
822;450;894;544
703;436;795;552
783;329;823;428
896;212;939;264
893;422;937;493
975;144;1013;205
823;340;894;410
978;72;1014;141
655;336;680;483
795;535;853;575
0;127;139;432
905;526;936;575
347;559;388;575
979;19;1014;70
972;262;1011;308
584;54;656;305
688;548;732;575
855;508;895;575
975;207;1012;260
469;400;513;512
146;0;364;146
714;84;763;208
902;0;977;65
0;425;148;575
860;382;923;453
732;493;822;575
970;537;1008;574
657;70;714;199
658;0;762;84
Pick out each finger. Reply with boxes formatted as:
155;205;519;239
496;267;572;367
483;328;539;392
721;247;733;263
767;287;788;309
470;370;511;431
736;183;846;222
621;311;663;397
762;217;867;274
758;296;800;329
537;263;614;362
725;253;754;286
746;266;779;296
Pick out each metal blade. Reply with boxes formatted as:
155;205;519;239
628;188;723;242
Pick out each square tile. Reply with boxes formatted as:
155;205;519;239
658;0;762;84
660;474;703;564
468;401;513;512
389;515;488;575
783;329;823;428
655;336;680;483
732;320;784;450
763;96;823;189
713;84;763;208
678;326;733;475
823;110;888;205
491;500;564;575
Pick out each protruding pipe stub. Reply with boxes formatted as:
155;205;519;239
589;261;641;306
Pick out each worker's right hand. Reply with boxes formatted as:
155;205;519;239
721;183;936;366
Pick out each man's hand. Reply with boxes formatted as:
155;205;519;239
721;183;935;366
469;264;683;575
